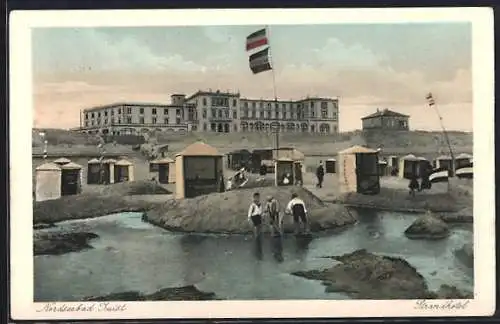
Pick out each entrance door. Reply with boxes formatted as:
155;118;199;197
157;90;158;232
61;170;79;196
224;123;230;133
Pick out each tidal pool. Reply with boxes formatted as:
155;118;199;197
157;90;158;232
34;210;473;301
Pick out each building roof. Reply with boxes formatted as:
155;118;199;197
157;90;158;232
177;141;222;156
88;158;100;164
53;157;71;164
339;145;378;154
361;108;410;120
115;159;133;166
102;158;117;164
436;155;452;160
36;162;61;171
456;153;472;159
277;157;294;162
416;156;428;161
151;157;174;164
327;158;336;161
185;90;241;102
401;154;418;161
378;160;388;164
228;149;252;155
61;162;83;170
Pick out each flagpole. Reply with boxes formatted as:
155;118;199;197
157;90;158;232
426;93;455;191
265;25;280;155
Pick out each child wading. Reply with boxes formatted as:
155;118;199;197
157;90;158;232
248;192;264;237
285;193;310;235
266;195;282;237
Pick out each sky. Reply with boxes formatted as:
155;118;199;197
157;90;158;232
32;23;472;131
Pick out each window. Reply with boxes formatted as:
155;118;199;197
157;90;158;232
152;108;157;115
91;121;94;126
252;102;256;108
234;124;238;131
233;110;237;119
139;108;144;114
127;117;132;124
275;103;279;109
139;117;145;124
203;98;207;106
332;112;338;121
85;121;89;126
267;103;271;108
152;117;157;124
164;118;169;124
98;112;101;117
164;108;168;114
321;101;328;109
275;109;279;119
283;111;287;119
176;109;181;116
104;111;108;117
111;110;114;116
251;110;256;118
218;110;223;118
311;102;315;108
203;123;208;131
176;118;181;125
91;112;95;118
85;113;88;120
259;102;263;108
211;109;216;118
127;107;132;114
244;102;248;108
118;109;122;115
233;99;237;107
321;106;328;118
202;109;207;118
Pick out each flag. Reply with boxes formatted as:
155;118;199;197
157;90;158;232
249;47;272;74
426;93;435;106
246;28;268;51
429;167;449;183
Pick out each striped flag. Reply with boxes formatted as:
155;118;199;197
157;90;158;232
455;162;473;179
246;28;268;51
429;167;449;183
426;92;435;106
249;47;272;74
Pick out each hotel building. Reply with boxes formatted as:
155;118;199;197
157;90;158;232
78;90;339;135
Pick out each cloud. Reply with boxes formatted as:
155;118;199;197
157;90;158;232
311;38;383;69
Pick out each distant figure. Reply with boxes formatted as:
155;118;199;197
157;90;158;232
259;164;267;176
420;165;432;190
226;177;233;191
286;193;310;235
218;172;225;192
247;192;264;238
316;161;325;188
295;163;303;186
408;175;419;197
282;173;291;185
265;195;282;237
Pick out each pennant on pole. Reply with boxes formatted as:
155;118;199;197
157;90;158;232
426;92;435;106
249;47;272;74
246;28;269;51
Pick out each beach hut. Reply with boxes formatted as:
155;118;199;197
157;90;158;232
378;159;388;176
227;149;252;170
114;158;134;183
35;162;62;202
175;142;224;199
416;156;432;178
275;157;294;186
87;158;101;184
435;155;454;176
398;154;419;179
338;145;380;195
152;157;175;184
53;157;71;166
455;153;473;169
60;162;83;196
325;158;336;173
99;158;117;184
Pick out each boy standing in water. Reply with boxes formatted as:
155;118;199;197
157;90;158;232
266;195;282;237
248;192;264;237
285;193;310;235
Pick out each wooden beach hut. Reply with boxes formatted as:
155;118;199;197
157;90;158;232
398;154;419;179
387;155;399;176
455;153;473;169
378;159;388;176
275;157;295;186
35;162;62;202
151;157;175;184
325;158;336;174
87;158;101;184
338;145;380;195
435;155;454;176
53;157;71;166
60;162;83;196
114;158;134;183
175;142;224;199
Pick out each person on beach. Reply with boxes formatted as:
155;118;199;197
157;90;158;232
408;175;419;197
285;193;310;235
248;192;264;237
316;161;325;188
265;195;282;237
294;163;303;186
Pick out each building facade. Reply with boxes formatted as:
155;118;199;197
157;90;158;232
361;108;410;131
78;90;339;135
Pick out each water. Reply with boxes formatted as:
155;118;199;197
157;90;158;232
34;211;473;301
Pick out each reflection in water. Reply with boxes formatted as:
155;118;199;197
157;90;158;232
294;235;313;261
270;237;284;263
253;236;263;260
356;208;383;239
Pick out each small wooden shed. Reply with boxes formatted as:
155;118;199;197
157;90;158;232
378;159;388;176
53;157;71;166
435;155;454;176
325;158;336;174
398;154;419;179
151;157;175;184
87;158;101;184
175;142;224;199
114;158;134;183
338;145;380;195
60;162;83;196
275;157;294;186
35;162;62;202
455;153;473;169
